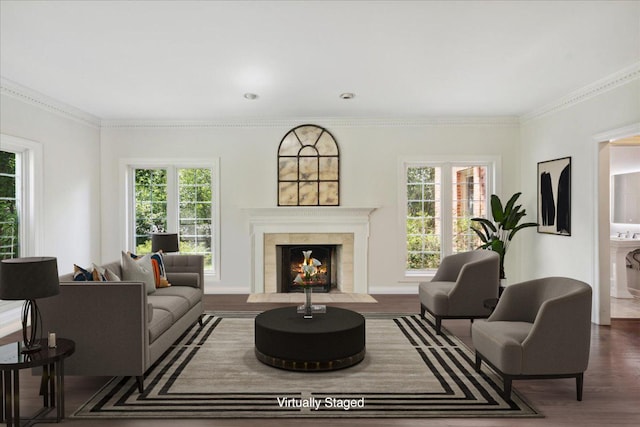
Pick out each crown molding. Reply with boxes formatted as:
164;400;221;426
1;77;101;128
592;122;640;143
100;116;519;129
0;77;519;128
4;61;638;129
520;62;640;124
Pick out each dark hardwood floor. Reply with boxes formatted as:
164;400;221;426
2;294;639;426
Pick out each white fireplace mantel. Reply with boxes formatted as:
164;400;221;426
246;207;376;293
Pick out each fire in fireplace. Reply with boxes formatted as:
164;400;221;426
278;244;337;293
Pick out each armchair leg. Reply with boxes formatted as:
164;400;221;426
136;376;144;393
198;314;204;327
474;353;482;372
576;373;584;401
435;317;442;335
420;304;426;320
503;377;512;402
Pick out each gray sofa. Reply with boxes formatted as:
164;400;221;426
39;254;204;392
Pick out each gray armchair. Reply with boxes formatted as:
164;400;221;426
419;250;500;334
471;277;592;401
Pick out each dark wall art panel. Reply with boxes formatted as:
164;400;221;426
537;157;571;236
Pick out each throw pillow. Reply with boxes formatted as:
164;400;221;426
91;263;122;282
73;264;95;281
150;252;171;288
129;251;171;289
104;267;121;281
73;264;121;282
121;251;156;294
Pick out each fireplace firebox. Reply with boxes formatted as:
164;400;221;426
278;245;337;293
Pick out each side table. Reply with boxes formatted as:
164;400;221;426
1;338;75;426
483;298;499;313
483;286;507;314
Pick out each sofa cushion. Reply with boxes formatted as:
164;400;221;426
121;251;156;294
165;272;200;288
147;295;190;322
148;308;173;344
153;286;203;308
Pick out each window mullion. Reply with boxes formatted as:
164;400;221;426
441;163;453;258
127;167;136;251
166;166;178;233
17;151;26;256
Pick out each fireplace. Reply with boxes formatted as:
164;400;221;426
278;245;337;293
246;207;375;294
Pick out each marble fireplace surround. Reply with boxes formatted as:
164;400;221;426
247;207;375;294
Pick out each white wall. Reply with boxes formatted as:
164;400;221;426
0;94;102;271
520;80;640;323
100;121;520;293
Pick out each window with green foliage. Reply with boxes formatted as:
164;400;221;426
404;162;490;273
0;151;19;260
132;166;215;273
406;166;442;270
178;168;212;269
134;168;168;250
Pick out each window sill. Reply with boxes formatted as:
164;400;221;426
401;271;436;282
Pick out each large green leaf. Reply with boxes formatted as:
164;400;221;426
503;192;521;219
471;226;489;243
480;221;494;240
489;238;505;255
471;223;494;243
504;208;526;230
490;195;504;223
471;217;497;233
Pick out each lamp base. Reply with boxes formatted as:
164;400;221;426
21;299;43;354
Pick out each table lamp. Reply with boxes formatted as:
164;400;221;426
151;233;179;253
0;257;60;353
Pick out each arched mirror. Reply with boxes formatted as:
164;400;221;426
277;125;340;206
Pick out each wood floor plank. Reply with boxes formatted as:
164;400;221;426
1;294;638;426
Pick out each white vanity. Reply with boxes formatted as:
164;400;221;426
610;238;640;298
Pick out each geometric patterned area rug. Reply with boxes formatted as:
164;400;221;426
73;312;541;419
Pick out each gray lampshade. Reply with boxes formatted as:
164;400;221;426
151;233;179;253
0;256;60;300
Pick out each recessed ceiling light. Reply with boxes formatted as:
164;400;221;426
244;93;258;100
339;92;355;100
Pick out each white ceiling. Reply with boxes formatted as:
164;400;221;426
1;0;639;121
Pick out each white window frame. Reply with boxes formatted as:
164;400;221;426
0;134;43;336
398;155;500;280
0;134;43;257
123;158;221;282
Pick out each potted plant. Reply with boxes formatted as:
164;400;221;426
471;192;537;281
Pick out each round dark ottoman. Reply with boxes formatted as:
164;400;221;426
254;306;365;371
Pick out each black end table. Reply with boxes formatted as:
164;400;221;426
255;306;365;371
483;298;499;313
483;286;506;314
1;338;75;426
